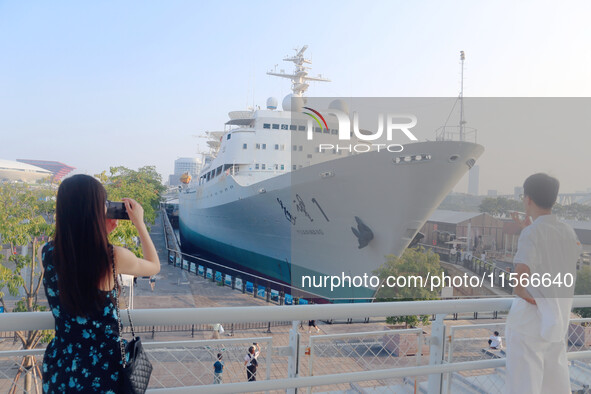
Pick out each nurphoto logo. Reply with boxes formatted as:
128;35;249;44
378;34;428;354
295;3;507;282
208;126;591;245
303;107;418;153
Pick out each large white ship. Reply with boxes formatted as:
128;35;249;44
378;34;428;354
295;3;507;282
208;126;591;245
179;46;484;300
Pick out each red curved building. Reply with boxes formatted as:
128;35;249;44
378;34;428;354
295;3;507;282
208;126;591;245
16;159;75;182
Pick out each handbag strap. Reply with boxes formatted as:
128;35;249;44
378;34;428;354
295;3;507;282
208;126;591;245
111;245;136;368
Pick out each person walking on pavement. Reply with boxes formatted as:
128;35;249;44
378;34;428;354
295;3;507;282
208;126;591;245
244;343;260;381
213;353;224;384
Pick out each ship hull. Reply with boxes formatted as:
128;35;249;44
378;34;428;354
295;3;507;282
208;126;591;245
179;141;484;300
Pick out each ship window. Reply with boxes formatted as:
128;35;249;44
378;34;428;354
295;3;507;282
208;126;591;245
289;125;297;131
281;124;288;130
323;128;329;134
280;144;285;150
263;123;271;129
298;146;303;151
261;164;266;170
293;145;297;151
298;165;303;169
274;164;278;170
216;166;223;176
280;164;285;170
298;125;306;131
227;134;231;140
307;154;312;158
256;143;261;149
274;144;279;150
262;143;267;149
315;127;321;133
243;143;247;149
331;129;338;135
272;124;279;130
255;164;259;170
292;165;297;170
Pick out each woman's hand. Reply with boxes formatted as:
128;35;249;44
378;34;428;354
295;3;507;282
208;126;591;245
105;218;118;234
122;198;145;227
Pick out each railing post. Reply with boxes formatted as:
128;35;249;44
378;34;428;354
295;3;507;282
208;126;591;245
279;291;284;306
253;281;258;298
428;313;446;394
266;287;271;303
231;276;236;290
287;321;300;394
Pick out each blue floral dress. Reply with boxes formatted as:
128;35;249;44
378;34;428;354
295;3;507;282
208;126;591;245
41;242;128;393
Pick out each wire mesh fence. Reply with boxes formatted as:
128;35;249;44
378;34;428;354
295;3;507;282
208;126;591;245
301;328;427;393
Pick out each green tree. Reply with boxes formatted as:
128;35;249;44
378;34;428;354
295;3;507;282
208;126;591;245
553;203;591;221
479;197;523;216
0;182;56;392
573;266;591;319
373;247;443;328
96;166;166;256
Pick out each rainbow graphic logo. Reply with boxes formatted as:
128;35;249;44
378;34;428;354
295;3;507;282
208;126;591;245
302;107;328;132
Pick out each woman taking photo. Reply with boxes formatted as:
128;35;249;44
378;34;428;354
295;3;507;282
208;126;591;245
41;174;160;393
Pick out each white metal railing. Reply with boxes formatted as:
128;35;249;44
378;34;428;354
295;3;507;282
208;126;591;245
1;296;590;393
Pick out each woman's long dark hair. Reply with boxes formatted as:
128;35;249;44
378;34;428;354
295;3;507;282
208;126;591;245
53;174;113;316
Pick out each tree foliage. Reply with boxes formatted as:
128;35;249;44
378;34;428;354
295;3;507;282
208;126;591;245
96;166;166;257
553;203;591;221
373;247;442;327
574;266;591;318
479;197;523;216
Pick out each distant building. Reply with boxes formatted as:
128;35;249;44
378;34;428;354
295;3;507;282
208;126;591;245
467;165;479;195
0;159;52;183
169;157;201;186
421;209;505;252
487;190;498;197
16;159;75;182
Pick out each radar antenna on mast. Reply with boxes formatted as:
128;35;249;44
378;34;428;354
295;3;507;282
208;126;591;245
267;45;330;97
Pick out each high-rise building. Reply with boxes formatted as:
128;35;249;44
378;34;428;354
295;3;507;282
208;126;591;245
468;165;479;195
169;157;201;186
16;159;75;182
487;189;498;196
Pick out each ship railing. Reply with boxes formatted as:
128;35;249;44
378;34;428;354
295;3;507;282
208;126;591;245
165;246;333;305
435;125;478;143
2;297;591;393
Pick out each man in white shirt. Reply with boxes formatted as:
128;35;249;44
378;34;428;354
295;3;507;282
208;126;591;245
505;173;582;394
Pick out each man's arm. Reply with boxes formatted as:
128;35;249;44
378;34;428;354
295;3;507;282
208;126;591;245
513;263;536;305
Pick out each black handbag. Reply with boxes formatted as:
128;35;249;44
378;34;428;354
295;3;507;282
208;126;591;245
112;246;153;393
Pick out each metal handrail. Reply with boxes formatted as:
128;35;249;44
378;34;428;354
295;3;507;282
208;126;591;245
147;351;591;394
3;296;591;332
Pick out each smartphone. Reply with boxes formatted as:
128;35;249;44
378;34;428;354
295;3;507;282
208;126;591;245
106;201;130;220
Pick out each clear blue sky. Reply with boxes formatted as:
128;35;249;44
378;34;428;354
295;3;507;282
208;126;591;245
1;1;590;193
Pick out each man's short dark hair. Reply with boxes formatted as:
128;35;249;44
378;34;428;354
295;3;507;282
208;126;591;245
217;353;222;359
523;173;559;209
494;331;499;336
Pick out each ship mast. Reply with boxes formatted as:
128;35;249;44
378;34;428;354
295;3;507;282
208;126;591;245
459;50;466;141
266;45;330;97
